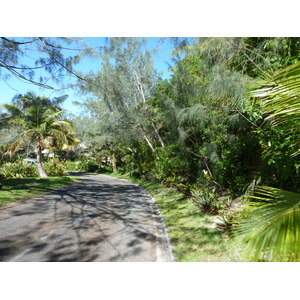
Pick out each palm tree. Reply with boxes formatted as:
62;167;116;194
254;60;300;156
236;61;300;261
4;92;78;179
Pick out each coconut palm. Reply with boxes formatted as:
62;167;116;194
254;60;300;156
4;92;78;178
237;186;300;261
237;61;300;261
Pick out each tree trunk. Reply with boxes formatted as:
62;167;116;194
134;69;165;150
35;138;48;179
111;152;117;173
142;134;160;160
150;120;165;149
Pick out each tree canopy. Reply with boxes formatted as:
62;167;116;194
0;37;96;90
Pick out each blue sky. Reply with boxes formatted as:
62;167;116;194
0;37;175;115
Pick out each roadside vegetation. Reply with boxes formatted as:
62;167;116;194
1;37;300;261
110;172;242;261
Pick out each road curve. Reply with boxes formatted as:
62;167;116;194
0;173;173;262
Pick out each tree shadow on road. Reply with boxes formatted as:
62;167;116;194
0;175;158;262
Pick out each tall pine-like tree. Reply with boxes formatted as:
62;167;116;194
80;38;165;159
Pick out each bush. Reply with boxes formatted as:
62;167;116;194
65;161;77;171
0;161;38;179
0;159;68;178
65;159;99;172
214;134;261;194
151;146;193;185
190;189;221;215
189;186;243;234
43;158;66;176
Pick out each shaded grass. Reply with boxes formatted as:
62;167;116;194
0;176;79;207
109;173;243;262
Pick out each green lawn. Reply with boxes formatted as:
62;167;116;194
110;173;244;262
0;176;79;207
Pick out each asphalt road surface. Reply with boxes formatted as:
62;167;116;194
0;173;173;262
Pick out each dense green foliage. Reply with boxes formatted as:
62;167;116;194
0;161;38;178
0;158;67;179
76;38;300;194
65;159;100;173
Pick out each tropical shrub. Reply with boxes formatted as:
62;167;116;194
153;145;193;185
65;161;78;171
212;128;262;194
43;158;67;176
0;161;38;178
256;124;300;191
189;189;221;215
65;159;99;172
216;213;239;232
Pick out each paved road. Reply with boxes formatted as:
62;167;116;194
0;173;173;262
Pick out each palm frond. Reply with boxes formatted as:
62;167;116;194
4;135;26;157
237;186;300;261
52;120;75;134
47;127;78;150
2;104;22;120
253;61;300;156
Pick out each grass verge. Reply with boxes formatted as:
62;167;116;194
109;172;243;262
0;176;79;207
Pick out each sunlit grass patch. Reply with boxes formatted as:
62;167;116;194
0;176;79;207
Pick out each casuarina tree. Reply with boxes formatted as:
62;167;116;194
80;37;165;159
